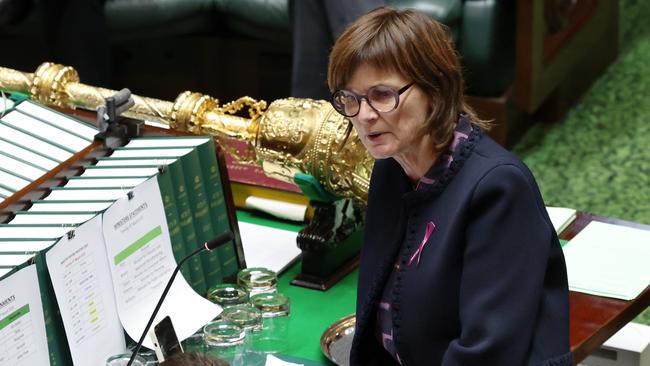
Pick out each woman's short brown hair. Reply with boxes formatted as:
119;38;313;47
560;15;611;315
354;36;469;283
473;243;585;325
328;6;488;152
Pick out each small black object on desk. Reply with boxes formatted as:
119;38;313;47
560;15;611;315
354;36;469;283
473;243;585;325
94;88;142;148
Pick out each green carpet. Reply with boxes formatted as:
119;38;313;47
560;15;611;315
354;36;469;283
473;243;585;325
512;0;650;325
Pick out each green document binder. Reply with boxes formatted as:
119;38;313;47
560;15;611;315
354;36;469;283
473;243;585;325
120;137;242;279
0;246;74;365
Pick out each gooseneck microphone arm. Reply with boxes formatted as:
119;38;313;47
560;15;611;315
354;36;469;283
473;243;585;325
126;231;235;366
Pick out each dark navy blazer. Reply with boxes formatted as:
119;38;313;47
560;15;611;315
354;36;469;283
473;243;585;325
350;128;572;365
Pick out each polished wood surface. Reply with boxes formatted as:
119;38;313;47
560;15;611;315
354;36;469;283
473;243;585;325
0;141;108;223
561;212;650;364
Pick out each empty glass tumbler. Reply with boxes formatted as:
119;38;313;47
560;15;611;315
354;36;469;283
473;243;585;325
220;304;263;333
237;267;277;297
203;319;246;363
250;292;291;354
208;283;249;308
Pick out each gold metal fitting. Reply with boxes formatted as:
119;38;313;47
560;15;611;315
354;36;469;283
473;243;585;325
171;91;220;134
30;63;79;107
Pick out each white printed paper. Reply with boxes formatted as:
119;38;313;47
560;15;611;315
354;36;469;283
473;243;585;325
0;170;30;191
239;221;301;274
0;265;50;366
0;153;46;180
0;225;70;239
0;241;56;252
94;158;177;167
1;112;90;151
0;255;34;267
28;201;113;213
64;177;147;188
102;177;221;349
124;137;209;148
46;215;126;365
0;123;71;162
109;147;193;158
80;167;160;178
10;213;96;225
0;139;58;170
563;221;650;300
45;188;129;201
0;187;13;198
15;101;98;141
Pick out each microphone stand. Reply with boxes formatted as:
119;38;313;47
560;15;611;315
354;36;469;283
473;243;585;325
126;231;234;366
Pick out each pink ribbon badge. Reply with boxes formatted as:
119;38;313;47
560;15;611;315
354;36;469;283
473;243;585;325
408;221;435;266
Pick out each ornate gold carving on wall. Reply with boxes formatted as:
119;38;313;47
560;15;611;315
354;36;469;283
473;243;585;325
0;63;372;202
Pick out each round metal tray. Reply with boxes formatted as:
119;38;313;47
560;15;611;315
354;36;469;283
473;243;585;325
320;314;356;366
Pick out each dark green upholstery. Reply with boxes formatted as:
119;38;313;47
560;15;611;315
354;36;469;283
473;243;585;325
104;0;217;41
210;0;515;96
212;0;290;45
0;0;515;98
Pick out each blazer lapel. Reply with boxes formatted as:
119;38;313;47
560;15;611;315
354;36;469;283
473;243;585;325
353;158;409;356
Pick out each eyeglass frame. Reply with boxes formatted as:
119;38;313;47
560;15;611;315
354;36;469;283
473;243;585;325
331;82;415;117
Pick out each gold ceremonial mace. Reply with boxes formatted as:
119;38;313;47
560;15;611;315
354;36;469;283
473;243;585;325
0;62;373;202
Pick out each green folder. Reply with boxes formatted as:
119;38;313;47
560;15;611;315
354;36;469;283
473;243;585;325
122;137;241;278
110;146;224;293
72;160;207;296
1;245;74;365
91;156;210;295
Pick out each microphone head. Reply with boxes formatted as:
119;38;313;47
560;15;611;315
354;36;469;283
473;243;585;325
205;231;234;251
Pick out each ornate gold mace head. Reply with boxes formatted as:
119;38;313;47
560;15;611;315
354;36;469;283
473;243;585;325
0;62;373;202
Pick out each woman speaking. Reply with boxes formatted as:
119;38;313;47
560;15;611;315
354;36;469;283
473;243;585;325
328;7;572;366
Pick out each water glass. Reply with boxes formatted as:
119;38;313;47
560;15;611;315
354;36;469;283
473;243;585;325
208;283;249;308
250;292;291;354
237;267;277;297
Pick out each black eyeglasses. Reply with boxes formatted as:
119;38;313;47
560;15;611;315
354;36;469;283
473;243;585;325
331;82;414;117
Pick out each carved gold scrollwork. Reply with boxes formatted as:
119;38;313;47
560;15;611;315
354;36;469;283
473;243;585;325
218;96;267;120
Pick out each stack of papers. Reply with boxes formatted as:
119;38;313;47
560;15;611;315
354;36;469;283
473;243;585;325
545;206;577;234
562;221;650;300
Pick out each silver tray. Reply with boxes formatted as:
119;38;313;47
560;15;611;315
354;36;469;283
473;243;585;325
320;314;356;366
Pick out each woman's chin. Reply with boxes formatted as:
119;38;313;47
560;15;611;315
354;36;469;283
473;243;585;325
367;148;393;160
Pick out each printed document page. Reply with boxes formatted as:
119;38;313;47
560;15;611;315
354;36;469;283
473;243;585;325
0;265;50;366
46;215;126;366
102;177;221;349
563;220;650;300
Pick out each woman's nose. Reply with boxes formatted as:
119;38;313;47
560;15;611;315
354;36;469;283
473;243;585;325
357;98;378;122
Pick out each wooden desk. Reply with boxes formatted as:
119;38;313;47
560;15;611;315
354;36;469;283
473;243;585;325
276;211;650;365
561;212;650;364
4;105;647;364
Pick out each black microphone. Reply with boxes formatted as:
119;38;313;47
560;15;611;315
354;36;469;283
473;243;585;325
127;230;235;366
205;231;235;251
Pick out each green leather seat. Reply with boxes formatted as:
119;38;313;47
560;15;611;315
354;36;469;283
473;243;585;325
0;0;514;97
211;0;516;97
104;0;217;41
